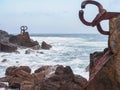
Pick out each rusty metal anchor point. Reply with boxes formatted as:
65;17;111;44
79;0;120;35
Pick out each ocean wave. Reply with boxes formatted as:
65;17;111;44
0;35;107;79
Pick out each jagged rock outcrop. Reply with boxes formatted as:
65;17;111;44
0;30;17;52
85;15;120;90
41;41;52;50
0;42;17;52
16;32;39;47
0;65;87;90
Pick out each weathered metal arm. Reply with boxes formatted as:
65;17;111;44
97;23;110;35
79;0;120;35
81;0;104;13
79;10;93;26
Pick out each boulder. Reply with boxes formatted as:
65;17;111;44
0;42;17;52
5;66;17;76
1;59;8;63
40;66;87;90
5;66;31;76
16;32;39;47
41;41;52;50
25;49;33;54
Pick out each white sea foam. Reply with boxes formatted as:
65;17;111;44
0;35;107;80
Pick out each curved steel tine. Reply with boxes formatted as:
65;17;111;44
97;23;110;35
79;10;93;26
81;0;104;13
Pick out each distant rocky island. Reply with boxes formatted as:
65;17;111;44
0;30;52;53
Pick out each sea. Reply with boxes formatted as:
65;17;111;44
0;34;108;80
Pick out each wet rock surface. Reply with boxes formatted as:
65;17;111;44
0;65;87;90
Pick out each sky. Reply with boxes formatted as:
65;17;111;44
0;0;120;34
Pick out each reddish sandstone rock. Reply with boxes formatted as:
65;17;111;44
2;65;87;90
5;66;17;76
14;66;31;74
21;81;34;90
40;66;87;90
5;66;31;76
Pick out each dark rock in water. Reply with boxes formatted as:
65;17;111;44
16;61;19;63
25;49;33;54
1;59;7;62
41;41;52;50
0;42;17;52
37;51;44;54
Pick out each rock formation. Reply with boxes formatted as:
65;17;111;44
0;30;52;52
0;30;17;52
0;42;17;52
15;32;39;47
41;41;52;50
0;65;87;90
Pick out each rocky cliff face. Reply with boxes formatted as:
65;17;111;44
85;15;120;90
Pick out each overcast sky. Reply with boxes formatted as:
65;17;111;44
0;0;120;34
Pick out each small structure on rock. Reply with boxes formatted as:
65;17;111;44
15;26;39;47
0;25;53;52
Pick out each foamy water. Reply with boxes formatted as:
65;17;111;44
0;34;108;80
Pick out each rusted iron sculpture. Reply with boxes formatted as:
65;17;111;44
79;0;120;35
20;26;28;34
